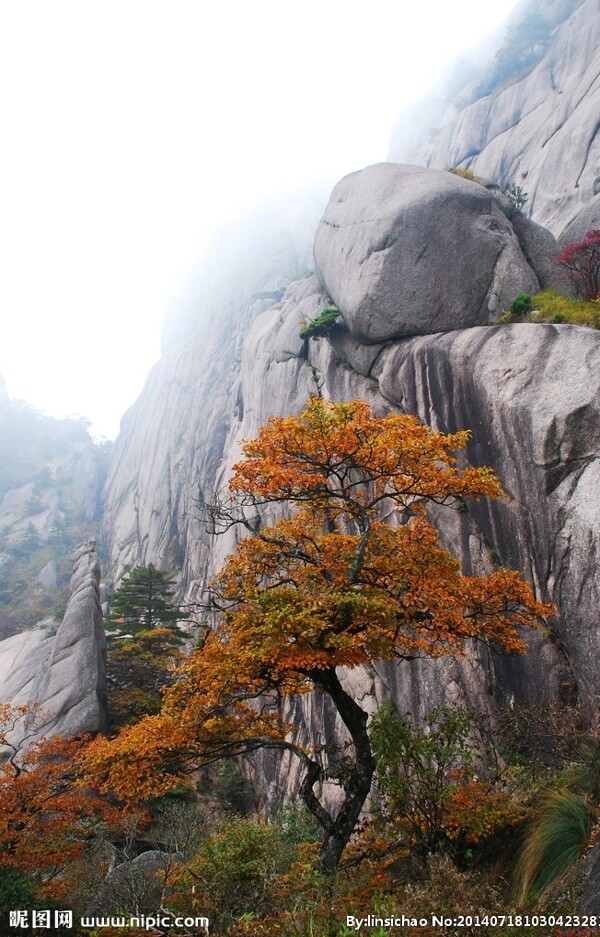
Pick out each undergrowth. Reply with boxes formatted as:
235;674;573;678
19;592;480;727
499;290;600;328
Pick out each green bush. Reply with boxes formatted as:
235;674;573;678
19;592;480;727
502;184;529;216
498;290;600;329
174;815;314;931
299;307;340;339
0;868;36;912
370;702;477;851
509;293;534;318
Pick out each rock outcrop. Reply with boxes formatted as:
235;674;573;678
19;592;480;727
0;540;107;741
314;163;548;342
375;323;600;712
388;0;600;240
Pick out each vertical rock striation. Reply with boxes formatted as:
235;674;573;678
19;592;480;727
102;86;600;802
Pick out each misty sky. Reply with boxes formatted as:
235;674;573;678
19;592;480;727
0;0;521;439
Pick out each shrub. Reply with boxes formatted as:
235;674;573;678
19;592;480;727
370;702;477;851
531;290;600;328
0;868;36;913
554;229;600;300
172;814;317;932
447;166;477;182
299;307;340;339
503;184;529;216
497;290;600;329
369;703;525;856
509;293;534;318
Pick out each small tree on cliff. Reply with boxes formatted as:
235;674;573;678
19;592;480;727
106;563;183;635
105;564;186;726
554;229;600;300
85;399;550;873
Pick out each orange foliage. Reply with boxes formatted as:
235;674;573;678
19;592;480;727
230;398;503;511
0;703;120;898
442;777;529;843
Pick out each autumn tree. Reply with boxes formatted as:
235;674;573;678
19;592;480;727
554;229;600;300
85;398;551;873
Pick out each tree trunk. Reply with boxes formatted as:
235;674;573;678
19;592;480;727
301;667;376;873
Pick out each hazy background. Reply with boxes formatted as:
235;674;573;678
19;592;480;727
0;0;521;438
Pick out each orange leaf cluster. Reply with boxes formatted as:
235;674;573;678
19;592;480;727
442;778;529;843
0;710;121;897
231;398;503;521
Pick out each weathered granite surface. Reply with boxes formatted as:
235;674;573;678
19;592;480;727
102;227;599;737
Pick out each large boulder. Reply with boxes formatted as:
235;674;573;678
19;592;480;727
313;163;540;343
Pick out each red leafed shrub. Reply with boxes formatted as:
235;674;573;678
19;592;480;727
554;229;600;300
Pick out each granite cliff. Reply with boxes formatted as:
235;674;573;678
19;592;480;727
0;400;109;739
0;2;599;916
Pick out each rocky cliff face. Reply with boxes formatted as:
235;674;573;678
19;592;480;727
6;0;598;806
101;194;328;593
389;0;599;240
0;540;107;741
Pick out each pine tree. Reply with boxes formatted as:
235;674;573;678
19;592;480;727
106;564;182;635
105;564;186;727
